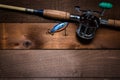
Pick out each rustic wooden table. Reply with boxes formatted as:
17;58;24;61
0;0;120;80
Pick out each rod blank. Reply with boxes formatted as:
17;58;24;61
0;4;26;12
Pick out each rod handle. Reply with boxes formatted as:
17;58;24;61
43;9;70;20
0;4;71;20
108;19;120;27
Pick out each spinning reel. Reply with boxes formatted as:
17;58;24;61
75;7;100;39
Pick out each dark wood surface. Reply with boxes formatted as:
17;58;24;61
0;78;120;80
0;0;120;79
0;50;120;78
0;23;120;49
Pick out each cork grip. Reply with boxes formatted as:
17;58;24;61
43;9;70;20
108;19;120;27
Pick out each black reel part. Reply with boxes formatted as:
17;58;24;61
75;6;101;16
76;13;100;40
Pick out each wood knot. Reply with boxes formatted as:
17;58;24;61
23;40;32;48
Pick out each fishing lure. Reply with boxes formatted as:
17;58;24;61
48;22;69;35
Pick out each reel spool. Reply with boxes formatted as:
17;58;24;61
76;2;113;40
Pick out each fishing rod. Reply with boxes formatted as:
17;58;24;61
0;2;120;39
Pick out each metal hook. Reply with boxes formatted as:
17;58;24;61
75;6;81;13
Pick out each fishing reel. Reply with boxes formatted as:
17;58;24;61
75;2;113;40
75;8;100;39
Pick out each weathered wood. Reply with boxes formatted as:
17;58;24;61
0;78;119;80
0;50;120;77
0;24;3;49
0;23;120;49
0;0;120;79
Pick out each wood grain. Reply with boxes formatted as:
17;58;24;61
0;78;119;80
0;0;120;79
0;50;120;77
0;23;120;49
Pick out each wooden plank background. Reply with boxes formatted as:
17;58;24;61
0;0;120;79
0;78;119;80
0;78;120;80
0;50;120;78
0;23;120;49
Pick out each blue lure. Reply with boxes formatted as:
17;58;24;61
49;22;68;34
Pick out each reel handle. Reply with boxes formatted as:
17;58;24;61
108;19;120;27
99;2;113;9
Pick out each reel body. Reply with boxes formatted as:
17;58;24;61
76;11;100;39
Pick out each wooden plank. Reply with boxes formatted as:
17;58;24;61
0;24;3;49
0;23;120;49
0;78;119;80
0;50;120;77
0;0;119;23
